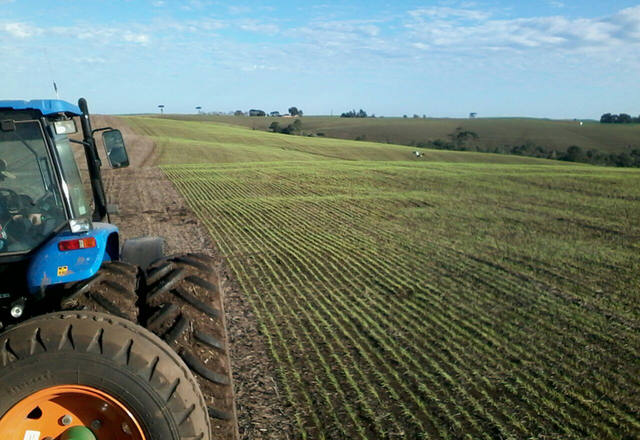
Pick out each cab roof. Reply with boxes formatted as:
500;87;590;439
0;99;82;116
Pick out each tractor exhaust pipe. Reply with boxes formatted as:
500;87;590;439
78;98;108;222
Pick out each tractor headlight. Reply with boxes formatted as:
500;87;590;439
69;218;92;233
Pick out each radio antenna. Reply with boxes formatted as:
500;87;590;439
43;49;59;99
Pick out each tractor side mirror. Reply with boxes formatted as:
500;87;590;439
102;129;130;169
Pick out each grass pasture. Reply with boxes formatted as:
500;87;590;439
127;116;640;439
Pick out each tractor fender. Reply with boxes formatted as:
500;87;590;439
26;223;119;294
120;236;166;271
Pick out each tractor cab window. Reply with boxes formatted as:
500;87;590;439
0;121;66;254
53;134;91;219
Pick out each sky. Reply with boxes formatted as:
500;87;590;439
1;0;639;118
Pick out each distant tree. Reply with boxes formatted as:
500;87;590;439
269;122;280;132
469;112;477;118
600;113;611;123
288;107;302;116
601;112;639;123
234;110;244;116
340;109;368;118
413;114;420;118
449;127;479;148
615;152;633;167
277;119;302;135
403;115;408;118
564;145;585;162
249;109;266;117
618;113;632;124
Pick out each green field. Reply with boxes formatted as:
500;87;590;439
127;116;640;439
160;114;640;154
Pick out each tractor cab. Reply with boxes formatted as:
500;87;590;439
0;111;87;255
0;99;129;304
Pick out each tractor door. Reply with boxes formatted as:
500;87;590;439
0;120;67;254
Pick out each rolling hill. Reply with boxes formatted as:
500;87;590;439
160;114;640;155
124;115;640;439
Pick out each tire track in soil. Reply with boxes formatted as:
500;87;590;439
80;116;296;440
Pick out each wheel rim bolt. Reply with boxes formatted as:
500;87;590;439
10;305;23;318
61;414;73;426
91;419;102;430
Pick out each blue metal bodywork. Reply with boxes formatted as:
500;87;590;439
0;99;82;116
26;223;119;294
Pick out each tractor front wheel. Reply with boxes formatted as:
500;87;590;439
0;311;211;440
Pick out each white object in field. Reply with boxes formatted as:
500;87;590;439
579;122;583;126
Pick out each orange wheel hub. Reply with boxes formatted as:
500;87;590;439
0;385;146;439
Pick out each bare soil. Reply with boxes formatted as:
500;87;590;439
87;116;296;440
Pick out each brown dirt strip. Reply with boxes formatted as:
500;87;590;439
80;115;296;439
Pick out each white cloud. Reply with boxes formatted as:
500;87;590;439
1;22;38;38
123;32;150;45
409;7;491;22
289;19;385;53
312;20;381;37
406;5;640;52
228;5;251;15
3;3;639;81
180;0;212;11
238;20;279;35
78;56;107;64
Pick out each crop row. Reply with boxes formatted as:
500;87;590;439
164;162;639;439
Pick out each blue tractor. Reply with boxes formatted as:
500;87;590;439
0;99;234;439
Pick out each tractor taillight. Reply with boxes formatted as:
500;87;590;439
58;237;97;251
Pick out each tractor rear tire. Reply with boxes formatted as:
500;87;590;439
0;311;211;439
59;261;140;322
141;253;236;434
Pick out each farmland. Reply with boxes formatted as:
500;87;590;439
162;114;640;155
127;116;640;439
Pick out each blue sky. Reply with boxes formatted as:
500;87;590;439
1;0;639;118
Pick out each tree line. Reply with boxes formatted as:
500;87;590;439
413;128;640;168
269;119;302;135
341;109;374;118
600;113;640;123
235;106;303;117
